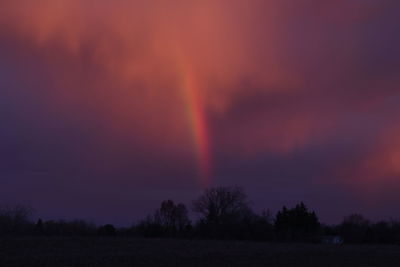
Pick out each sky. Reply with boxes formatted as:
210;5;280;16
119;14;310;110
0;0;400;225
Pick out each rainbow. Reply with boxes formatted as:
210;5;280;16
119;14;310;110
179;58;213;188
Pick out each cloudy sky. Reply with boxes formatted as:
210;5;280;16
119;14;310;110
0;0;399;225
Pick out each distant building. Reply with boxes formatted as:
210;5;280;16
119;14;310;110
321;235;344;245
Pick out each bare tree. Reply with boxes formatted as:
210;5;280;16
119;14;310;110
155;200;175;228
154;200;190;231
192;187;251;224
0;205;33;235
174;203;190;231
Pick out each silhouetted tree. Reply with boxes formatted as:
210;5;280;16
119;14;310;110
98;224;117;236
134;215;164;237
192;187;255;239
0;205;33;235
175;203;191;231
134;200;191;238
249;210;274;241
339;214;369;243
8;190;400;244
275;202;320;241
233;210;274;241
369;221;393;244
155;200;190;233
193;187;250;224
36;219;96;236
35;218;44;235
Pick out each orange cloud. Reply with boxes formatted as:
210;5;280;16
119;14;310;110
359;127;400;182
0;0;399;187
0;0;300;111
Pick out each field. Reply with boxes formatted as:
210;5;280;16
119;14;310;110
1;237;400;267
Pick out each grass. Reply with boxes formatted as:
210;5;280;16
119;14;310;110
1;237;400;266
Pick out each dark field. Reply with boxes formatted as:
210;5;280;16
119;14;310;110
1;238;400;267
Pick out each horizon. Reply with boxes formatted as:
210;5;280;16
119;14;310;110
3;185;400;227
1;0;400;226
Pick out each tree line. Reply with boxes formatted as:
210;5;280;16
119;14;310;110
1;187;400;244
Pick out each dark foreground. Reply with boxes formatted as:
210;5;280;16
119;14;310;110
1;238;400;267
